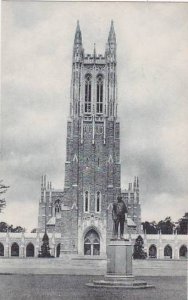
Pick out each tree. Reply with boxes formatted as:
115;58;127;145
31;228;37;233
133;235;147;259
143;215;187;235
11;226;25;233
0;181;9;213
142;221;158;234
0;222;9;232
157;217;175;234
38;232;54;258
0;222;25;232
177;213;188;235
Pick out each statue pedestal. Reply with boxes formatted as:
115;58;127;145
107;239;132;276
86;239;154;289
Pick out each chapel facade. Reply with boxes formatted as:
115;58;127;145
38;21;141;256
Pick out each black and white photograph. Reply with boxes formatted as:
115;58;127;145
1;1;188;299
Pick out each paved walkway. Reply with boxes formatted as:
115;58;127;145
0;258;187;276
0;275;187;300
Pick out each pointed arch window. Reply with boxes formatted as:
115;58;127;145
11;243;19;257
96;191;101;213
26;243;35;257
85;74;92;113
0;243;4;256
109;102;113;116
96;75;103;113
55;199;61;215
84;229;100;256
84;191;90;212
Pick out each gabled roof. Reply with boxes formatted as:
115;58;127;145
127;217;136;227
47;217;56;226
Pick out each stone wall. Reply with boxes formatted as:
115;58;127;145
0;232;187;259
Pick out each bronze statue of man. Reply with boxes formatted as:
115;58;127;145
112;196;128;239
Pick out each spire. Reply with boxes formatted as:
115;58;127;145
108;20;116;44
73;20;83;62
74;20;82;46
106;20;116;62
93;43;96;59
43;175;46;189
137;176;139;188
134;176;137;189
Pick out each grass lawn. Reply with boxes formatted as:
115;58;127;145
0;275;187;300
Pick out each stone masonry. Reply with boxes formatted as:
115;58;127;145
37;21;141;256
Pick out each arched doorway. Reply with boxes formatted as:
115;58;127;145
11;242;19;257
84;229;100;256
26;243;34;257
149;244;157;258
56;243;61;257
164;245;172;259
179;245;187;258
0;243;4;256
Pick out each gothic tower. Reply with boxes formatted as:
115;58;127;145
60;21;120;255
38;21;141;256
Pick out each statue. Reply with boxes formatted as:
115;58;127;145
112;196;128;239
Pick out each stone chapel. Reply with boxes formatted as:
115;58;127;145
38;21;141;256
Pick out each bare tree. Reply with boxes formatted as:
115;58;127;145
0;181;10;213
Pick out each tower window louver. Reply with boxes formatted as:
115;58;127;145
85;74;92;113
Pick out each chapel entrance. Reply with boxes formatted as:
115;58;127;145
84;229;100;256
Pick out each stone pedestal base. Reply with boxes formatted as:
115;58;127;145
107;239;132;276
86;239;154;289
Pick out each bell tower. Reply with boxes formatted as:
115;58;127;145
61;21;121;255
38;21;141;256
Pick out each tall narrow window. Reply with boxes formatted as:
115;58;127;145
96;75;103;113
85;75;92;113
97;158;100;167
86;157;89;167
96;191;101;212
84;191;89;212
110;102;113;116
55;199;61;215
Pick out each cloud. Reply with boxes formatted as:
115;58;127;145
1;2;188;230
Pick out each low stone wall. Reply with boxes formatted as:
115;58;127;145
0;257;186;276
0;232;61;258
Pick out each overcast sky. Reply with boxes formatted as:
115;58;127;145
1;2;188;231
